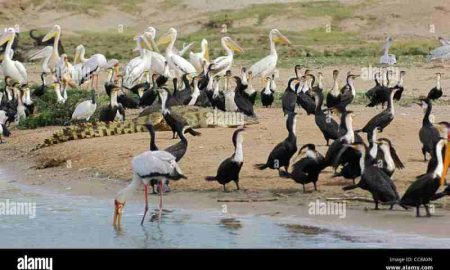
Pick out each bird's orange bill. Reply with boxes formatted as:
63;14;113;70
441;133;450;186
113;200;124;227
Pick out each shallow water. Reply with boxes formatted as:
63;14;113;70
1;172;449;248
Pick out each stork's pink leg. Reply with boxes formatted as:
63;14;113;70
140;184;149;225
159;181;163;221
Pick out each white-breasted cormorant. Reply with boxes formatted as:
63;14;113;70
427;73;443;101
400;139;447;217
281;77;300;115
261;76;275;107
205;128;245;192
342;142;401;210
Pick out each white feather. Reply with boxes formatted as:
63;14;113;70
132;151;177;178
72;100;97;121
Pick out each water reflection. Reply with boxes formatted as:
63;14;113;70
1;175;450;248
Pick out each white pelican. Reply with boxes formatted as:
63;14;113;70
113;150;186;227
72;44;108;89
72;89;97;121
380;36;396;65
157;28;196;79
189;38;209;72
41;25;62;73
142;29;167;76
0;28;27;85
209;36;243;77
123;35;153;89
249;29;290;81
29;46;53;75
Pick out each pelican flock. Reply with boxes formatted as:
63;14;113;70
0;23;448;231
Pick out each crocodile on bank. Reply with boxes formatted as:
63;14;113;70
34;106;259;150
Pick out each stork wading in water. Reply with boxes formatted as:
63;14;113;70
250;29;291;82
113;149;187;227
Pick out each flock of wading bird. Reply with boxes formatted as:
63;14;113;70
0;25;448;227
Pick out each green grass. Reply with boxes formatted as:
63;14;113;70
18;87;110;129
30;0;140;14
206;0;358;28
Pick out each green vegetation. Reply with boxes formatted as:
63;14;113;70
206;1;358;28
20;30;137;61
30;0;140;14
14;0;434;67
18;87;110;129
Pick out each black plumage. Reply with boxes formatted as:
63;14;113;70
261;76;275;107
99;87;124;122
333;74;359;111
207;77;226;111
324;110;362;170
281;78;300;115
427;73;443;101
326;70;341;109
393;71;406;101
170;75;193;106
279;144;325;192
358;88;398;133
29;29;64;54
431;185;450;201
342;143;401;210
376;138;405;177
233;76;255;117
312;89;339;146
185;76;212;107
158;88;201;139
32;73;47;97
205;128;245;192
255;112;297;172
117;91;139;109
418;98;441;161
297;91;316;115
400;139;447;217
